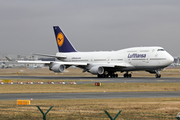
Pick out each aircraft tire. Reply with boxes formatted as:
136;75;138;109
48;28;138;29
124;74;131;78
98;74;102;78
155;74;161;78
155;74;158;78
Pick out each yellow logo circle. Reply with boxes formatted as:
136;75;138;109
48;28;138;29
57;33;64;47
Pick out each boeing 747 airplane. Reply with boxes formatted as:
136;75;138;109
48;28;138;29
18;26;174;78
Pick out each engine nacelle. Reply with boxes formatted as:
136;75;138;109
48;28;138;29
89;66;104;75
49;63;65;73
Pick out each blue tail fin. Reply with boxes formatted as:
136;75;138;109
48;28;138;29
53;26;77;52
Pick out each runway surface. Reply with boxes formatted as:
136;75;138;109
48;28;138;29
1;91;180;100
1;76;180;100
0;76;180;84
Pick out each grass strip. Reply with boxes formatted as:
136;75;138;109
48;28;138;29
0;98;180;120
1;82;180;93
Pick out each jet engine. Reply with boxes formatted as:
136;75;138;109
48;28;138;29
89;66;104;75
49;63;65;73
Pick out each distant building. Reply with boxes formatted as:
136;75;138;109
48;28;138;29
0;54;41;68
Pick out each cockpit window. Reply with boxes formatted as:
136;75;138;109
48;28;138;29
157;49;165;51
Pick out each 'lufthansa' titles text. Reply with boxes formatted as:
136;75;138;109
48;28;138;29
128;53;146;58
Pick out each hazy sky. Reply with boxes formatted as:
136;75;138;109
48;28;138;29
0;0;180;56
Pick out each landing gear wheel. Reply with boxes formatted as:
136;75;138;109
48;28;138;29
108;73;118;78
98;72;118;78
124;73;132;78
155;70;162;78
97;74;108;78
155;74;161;78
97;74;101;78
128;74;132;78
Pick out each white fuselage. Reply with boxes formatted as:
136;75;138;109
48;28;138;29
56;46;173;72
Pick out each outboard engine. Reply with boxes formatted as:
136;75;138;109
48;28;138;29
89;66;104;75
49;63;65;73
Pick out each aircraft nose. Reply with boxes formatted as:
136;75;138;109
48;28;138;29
167;55;174;65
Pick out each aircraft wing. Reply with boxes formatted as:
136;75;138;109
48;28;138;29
0;61;9;63
17;60;132;67
114;62;133;67
33;53;67;59
94;62;133;68
17;61;87;66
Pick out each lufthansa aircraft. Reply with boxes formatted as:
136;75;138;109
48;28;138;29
18;26;174;78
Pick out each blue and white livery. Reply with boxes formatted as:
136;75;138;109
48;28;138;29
18;26;174;78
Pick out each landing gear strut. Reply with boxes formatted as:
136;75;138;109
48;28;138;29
155;70;161;78
123;72;132;78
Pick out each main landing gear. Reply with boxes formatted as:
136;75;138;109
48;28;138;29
123;72;132;78
97;72;118;78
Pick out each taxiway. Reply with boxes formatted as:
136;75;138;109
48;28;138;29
1;91;180;100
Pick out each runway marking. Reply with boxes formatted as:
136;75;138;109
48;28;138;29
157;80;164;82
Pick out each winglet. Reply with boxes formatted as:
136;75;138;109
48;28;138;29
53;26;77;52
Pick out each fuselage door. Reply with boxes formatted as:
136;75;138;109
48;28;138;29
107;57;110;64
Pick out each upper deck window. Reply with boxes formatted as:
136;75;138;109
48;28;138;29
157;49;165;51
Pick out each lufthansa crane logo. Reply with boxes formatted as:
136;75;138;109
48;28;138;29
57;32;64;47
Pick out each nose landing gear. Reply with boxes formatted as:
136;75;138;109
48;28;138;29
155;70;161;78
155;74;161;78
